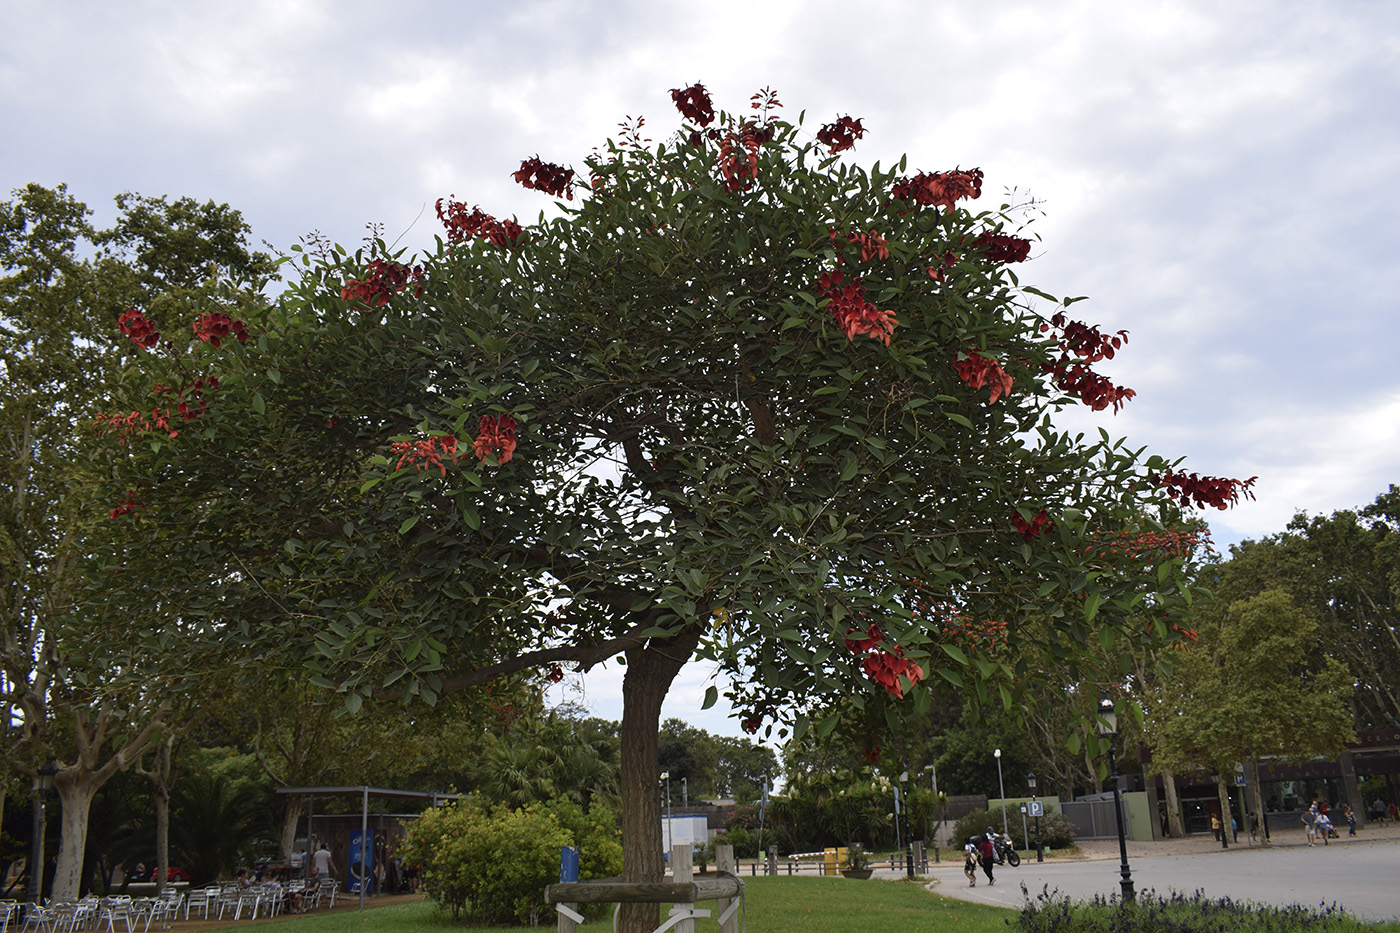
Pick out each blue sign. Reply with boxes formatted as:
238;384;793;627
348;830;374;893
1028;801;1045;817
560;846;580;883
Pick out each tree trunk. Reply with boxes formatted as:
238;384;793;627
1161;770;1186;838
279;797;303;863
1215;775;1232;848
153;781;170;895
1248;758;1269;846
51;771;102;900
616;628;700;933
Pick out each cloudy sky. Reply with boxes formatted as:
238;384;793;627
5;1;1398;741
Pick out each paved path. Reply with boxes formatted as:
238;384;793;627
910;827;1400;922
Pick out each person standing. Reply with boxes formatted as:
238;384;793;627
1343;804;1357;836
313;842;337;881
1301;803;1319;847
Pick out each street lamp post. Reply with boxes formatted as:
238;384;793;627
923;764;940;863
1097;694;1135;902
28;758;59;905
898;771;914;879
994;749;1008;840
660;771;672;858
1028;770;1042;862
682;777;688;808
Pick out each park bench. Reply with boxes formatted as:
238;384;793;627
545;843;743;933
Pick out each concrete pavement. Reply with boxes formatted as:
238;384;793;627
889;824;1400;922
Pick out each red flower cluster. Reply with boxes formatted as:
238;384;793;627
1011;508;1055;541
718;123;764;192
546;665;565;683
1085;526;1207;561
863;745;882;764
93;408;179;443
1153;469;1258;510
742;712;764;734
974;232;1032;264
435;197;523;248
671;83;716;126
816;115;865;153
390;435;460;477
340;259;424;310
1036;311;1136;412
513;157;575;200
953;351;1014;404
1170;622;1199;648
830;228;889;263
109;491;147;521
473;414;518;465
118;308;160;349
844;622;925;699
892;168;984;210
816;270;898;345
191;311;248;347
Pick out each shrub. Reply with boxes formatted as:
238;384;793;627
952;806;1075;851
398;797;622;925
1016;887;1380;932
720;826;756;858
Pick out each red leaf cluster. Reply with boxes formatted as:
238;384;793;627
435;197;523;248
109;491;147;521
953;351;1014;404
816;115;865;153
892;168;984;210
671;83;716;127
340;259;424;310
1011;508;1055;541
1153;469;1258;510
390;435;460;478
118;308;160;349
513;157;575;200
191;311;248;347
816;270;898;345
844;622;925;699
974;232;1031;264
473;413;518;465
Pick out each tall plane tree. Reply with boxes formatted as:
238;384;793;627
90;87;1251;931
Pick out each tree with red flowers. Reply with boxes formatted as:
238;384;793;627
90;86;1252;931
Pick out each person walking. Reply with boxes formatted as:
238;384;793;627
312;842;337;880
978;833;997;885
1343;804;1357;837
962;838;978;887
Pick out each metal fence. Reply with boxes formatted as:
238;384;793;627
1060;797;1127;840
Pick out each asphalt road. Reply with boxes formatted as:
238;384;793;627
924;837;1400;922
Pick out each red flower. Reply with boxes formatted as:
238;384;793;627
513;157;575;199
974;232;1031;264
953;352;1014;404
1153;469;1258;510
816;115;865;153
191;311;248;347
118;309;160;349
717;123;765;192
815;270;897;345
435;198;525;248
671;83;716;126
340;259;424;310
389;435;461;477
472;414;518;465
547;666;564;683
1010;508;1055;541
110;491;147;520
892;168;984;210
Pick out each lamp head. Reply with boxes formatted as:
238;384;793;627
1027;770;1037;790
994;748;1001;758
1097;693;1117;736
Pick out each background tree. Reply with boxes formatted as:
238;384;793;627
1143;586;1355;845
92;86;1250;931
0;183;275;898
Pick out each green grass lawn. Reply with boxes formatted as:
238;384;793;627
238;876;1011;932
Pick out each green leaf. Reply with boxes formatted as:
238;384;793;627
701;685;718;710
398;515;419;535
251;392;266;415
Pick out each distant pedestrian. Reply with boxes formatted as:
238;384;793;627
978;834;996;885
1301;803;1319;847
963;838;978;887
1317;811;1333;845
1343;804;1357;836
1211;812;1222;841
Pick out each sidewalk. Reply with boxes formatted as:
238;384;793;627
1070;818;1400;860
